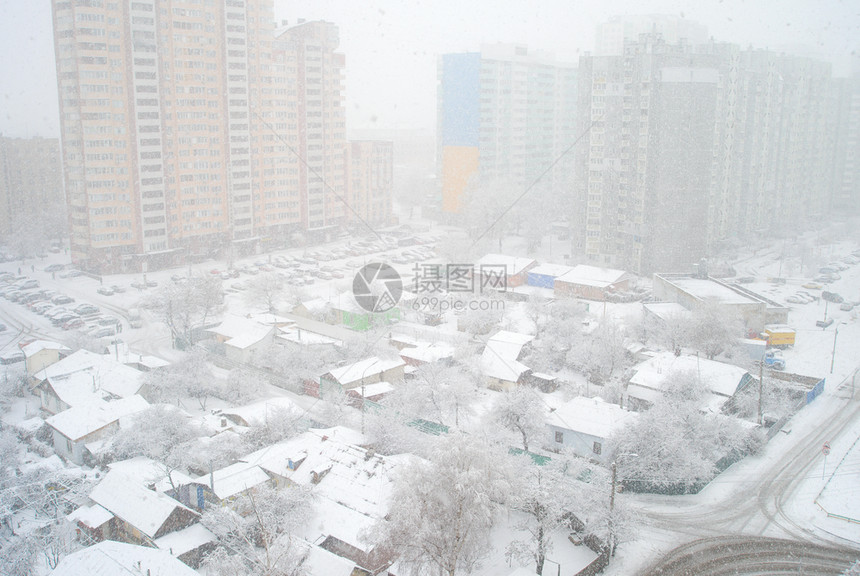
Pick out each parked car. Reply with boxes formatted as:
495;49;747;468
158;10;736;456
110;285;126;293
75;304;100;316
44;264;65;272
0;351;25;365
802;282;822;290
16;279;39;290
52;294;74;305
63;317;85;330
52;313;77;326
96;286;115;296
840;302;855;311
0;323;6;332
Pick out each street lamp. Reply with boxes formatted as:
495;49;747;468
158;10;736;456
830;322;846;374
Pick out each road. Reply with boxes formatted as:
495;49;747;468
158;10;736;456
627;376;860;575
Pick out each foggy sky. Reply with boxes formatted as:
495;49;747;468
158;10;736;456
1;0;858;137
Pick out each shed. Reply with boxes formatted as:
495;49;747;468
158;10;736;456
526;263;574;289
555;265;630;301
475;253;538;289
21;340;71;376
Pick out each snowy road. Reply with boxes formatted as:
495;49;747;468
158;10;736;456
640;535;856;576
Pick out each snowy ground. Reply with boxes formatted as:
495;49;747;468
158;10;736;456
2;223;860;574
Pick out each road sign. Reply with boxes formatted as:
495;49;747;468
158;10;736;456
822;442;831;456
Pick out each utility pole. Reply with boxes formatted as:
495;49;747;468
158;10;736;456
758;356;764;426
609;460;617;557
830;324;840;374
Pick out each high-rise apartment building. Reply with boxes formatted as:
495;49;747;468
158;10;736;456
346;140;394;228
595;15;708;57
574;27;853;275
437;44;577;215
272;20;346;235
0;136;65;244
52;2;378;273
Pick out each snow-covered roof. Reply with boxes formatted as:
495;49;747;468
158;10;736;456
36;349;144;407
643;302;692;320
221;396;299;428
325;356;405;387
556;264;628;288
90;469;197;539
67;503;113;529
528;263;574;278
51;540;199;576
663;276;757;305
304;544;357;576
476;253;537;276
278;325;343;346
350;381;395;397
207;315;274;348
299;297;328;313
247;312;292;325
628;352;751;410
154;522;216;557
226;323;274;349
204;461;271;500
481;331;534;382
547;397;638;439
107;455;196;490
21;339;70;357
399;342;456;364
46;395;149;441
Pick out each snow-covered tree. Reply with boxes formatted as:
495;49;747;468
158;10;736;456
567;319;631;385
105;404;201;466
505;455;581;574
487;386;547;452
219;367;269;405
145;275;224;349
243;272;294;313
201;484;314;576
141;348;217;409
370;433;510;576
687;301;744;360
611;370;761;493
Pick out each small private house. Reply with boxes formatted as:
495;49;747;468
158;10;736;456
241;426;400;573
202;461;272;504
547;397;638;464
554;264;631;301
21;340;71;376
626;351;755;412
88;468;201;546
45;395;149;464
51;540;200;576
481;330;534;391
475;253;538;289
317;356;406;397
32;349;145;414
220;396;300;428
206;315;276;364
398;341;456;367
329;291;401;331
